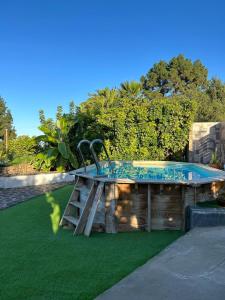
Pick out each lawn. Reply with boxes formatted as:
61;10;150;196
0;185;182;300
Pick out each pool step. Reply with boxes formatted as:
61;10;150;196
60;176;104;236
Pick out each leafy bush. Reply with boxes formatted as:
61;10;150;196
0;151;9;167
76;93;196;161
8;136;37;161
0;141;9;166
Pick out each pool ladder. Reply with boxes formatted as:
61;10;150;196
77;139;112;175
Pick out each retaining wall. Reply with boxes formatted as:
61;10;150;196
0;172;74;188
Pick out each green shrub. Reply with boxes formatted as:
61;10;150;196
32;113;78;172
76;93;196;161
8;135;37;161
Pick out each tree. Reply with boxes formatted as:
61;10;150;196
195;78;225;121
207;78;225;101
141;54;208;96
141;55;225;122
119;81;143;99
69;100;76;116
34;55;225;168
56;106;63;121
0;97;16;140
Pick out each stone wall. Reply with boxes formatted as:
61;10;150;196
189;122;225;164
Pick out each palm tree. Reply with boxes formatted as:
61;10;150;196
120;81;143;98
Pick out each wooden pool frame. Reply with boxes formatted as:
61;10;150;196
72;161;225;232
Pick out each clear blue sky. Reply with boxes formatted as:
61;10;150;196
0;0;225;136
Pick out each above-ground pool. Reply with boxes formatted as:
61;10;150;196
84;161;225;184
73;161;225;232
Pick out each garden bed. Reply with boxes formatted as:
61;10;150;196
0;163;39;176
0;162;74;188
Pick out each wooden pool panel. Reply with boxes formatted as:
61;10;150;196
79;177;225;232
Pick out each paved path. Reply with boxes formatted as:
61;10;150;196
0;182;70;210
96;227;225;300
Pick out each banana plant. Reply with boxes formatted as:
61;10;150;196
32;115;78;172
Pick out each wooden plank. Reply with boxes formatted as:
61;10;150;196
69;201;84;209
147;184;151;232
63;216;79;226
74;182;96;235
84;182;105;237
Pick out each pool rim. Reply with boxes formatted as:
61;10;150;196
70;160;225;186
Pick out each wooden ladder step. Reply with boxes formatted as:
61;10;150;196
63;216;79;226
69;201;84;209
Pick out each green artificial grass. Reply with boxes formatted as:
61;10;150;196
0;185;182;300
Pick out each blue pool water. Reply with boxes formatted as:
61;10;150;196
92;162;224;182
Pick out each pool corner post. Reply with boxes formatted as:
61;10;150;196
105;183;118;234
147;184;151;232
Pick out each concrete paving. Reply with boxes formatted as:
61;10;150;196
96;227;225;300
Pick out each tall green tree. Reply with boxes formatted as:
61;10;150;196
141;55;225;122
194;78;225;121
0;97;16;139
141;54;208;96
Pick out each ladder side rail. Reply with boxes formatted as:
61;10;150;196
90;139;113;174
101;142;113;168
77;139;91;172
84;182;105;236
89;140;102;174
